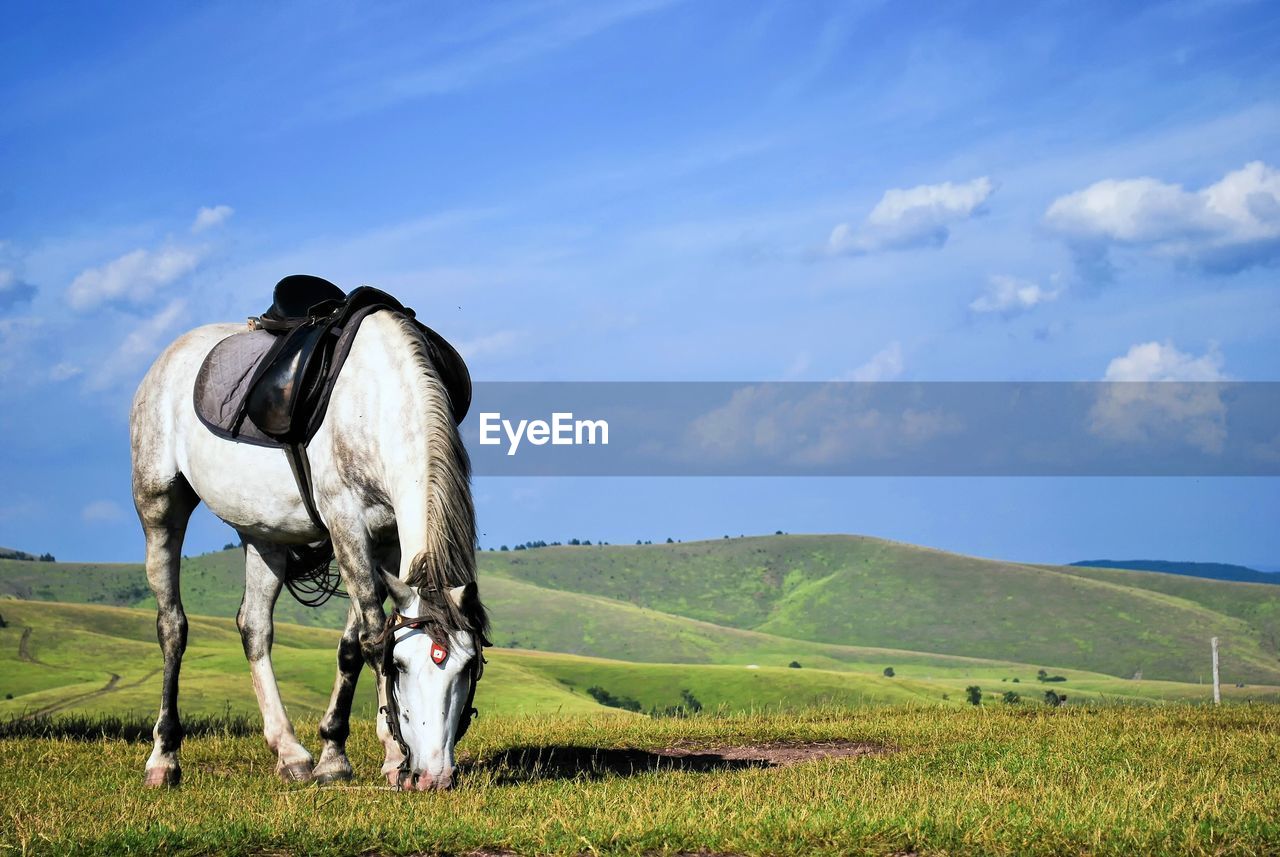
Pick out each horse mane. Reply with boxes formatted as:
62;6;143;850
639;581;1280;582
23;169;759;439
387;313;488;643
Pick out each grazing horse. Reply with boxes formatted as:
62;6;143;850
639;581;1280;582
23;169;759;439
130;309;487;790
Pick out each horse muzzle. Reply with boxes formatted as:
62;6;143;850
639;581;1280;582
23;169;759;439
389;767;455;791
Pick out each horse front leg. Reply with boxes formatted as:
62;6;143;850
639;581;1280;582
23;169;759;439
329;531;404;782
313;602;363;784
238;538;314;782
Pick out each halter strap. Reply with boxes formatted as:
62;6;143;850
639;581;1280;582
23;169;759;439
377;609;485;789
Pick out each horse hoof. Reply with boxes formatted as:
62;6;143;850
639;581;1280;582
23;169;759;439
314;767;353;786
278;762;314;784
144;766;181;788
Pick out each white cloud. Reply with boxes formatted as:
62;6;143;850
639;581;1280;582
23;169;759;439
68;246;203;312
49;362;82;382
1091;341;1228;454
456;329;523;362
191;205;234;233
318;0;681;118
85;298;188;391
82;499;127;523
1045;161;1280;276
685;383;961;468
969;274;1061;316
1102;340;1226;382
846;342;903;382
829;177;994;255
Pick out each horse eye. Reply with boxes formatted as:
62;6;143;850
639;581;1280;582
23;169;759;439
394;658;408;673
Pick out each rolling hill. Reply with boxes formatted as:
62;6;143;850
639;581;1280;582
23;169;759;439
3;534;1279;688
479;536;1280;684
3;600;1275;724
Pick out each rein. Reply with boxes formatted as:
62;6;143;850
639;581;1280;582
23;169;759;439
375;609;484;789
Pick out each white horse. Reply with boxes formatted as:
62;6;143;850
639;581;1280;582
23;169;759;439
130;310;487;790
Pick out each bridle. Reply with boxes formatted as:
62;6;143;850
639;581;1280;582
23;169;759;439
375;609;485;789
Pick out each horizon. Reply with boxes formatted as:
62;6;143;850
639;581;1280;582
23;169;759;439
2;1;1278;566
3;527;1276;574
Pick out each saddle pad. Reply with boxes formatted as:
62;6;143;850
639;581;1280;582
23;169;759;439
193;304;471;447
193;328;282;446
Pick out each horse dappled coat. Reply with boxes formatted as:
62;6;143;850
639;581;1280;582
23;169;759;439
130;279;487;790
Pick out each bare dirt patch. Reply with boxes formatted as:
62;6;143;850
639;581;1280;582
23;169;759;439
471;739;892;783
663;739;891;766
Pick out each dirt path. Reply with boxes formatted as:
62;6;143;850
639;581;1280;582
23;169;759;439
25;670;123;716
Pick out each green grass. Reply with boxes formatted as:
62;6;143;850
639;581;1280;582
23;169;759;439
3;706;1278;855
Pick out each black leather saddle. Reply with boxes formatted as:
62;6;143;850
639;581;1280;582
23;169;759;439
247;275;470;441
193;275;472;533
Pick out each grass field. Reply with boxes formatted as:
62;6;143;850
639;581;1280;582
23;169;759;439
3;538;1279;854
3;706;1278;855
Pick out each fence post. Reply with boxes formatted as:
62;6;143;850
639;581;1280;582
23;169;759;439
1211;636;1221;705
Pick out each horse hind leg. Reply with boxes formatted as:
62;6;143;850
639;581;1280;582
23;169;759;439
136;473;199;788
238;538;314;782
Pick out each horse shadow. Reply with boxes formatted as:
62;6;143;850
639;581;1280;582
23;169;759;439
462;745;771;783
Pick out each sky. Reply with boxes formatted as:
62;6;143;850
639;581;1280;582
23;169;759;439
1;0;1278;566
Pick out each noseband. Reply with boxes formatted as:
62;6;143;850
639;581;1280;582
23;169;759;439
375;610;484;788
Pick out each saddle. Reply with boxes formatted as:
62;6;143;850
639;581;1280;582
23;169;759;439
193;275;471;537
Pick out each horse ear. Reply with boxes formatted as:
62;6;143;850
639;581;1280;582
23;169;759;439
447;581;477;609
381;570;415;611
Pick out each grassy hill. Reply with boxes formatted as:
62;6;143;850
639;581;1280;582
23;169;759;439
4;534;1279;687
480;535;1280;684
2;600;1274;724
0;551;349;629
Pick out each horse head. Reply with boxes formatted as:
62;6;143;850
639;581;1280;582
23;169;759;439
379;571;487;790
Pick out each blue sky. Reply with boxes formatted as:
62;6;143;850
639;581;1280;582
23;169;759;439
1;0;1278;565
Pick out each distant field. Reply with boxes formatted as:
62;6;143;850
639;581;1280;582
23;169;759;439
3;706;1278;855
5;534;1279;687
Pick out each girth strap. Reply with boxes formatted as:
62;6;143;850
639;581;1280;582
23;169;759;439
283;442;326;533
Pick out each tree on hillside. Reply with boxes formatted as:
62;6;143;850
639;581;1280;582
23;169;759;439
666;537;674;543
586;686;642;713
1044;690;1064;707
1002;690;1020;705
966;685;983;706
38;553;55;562
883;667;895;678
